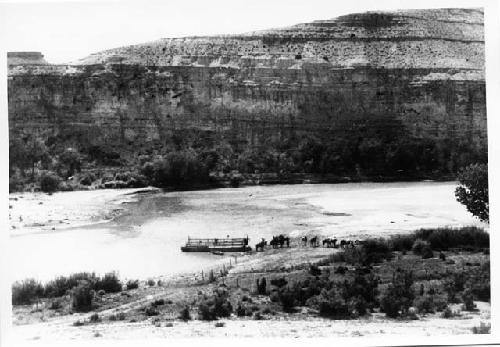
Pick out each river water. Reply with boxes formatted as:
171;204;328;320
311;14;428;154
9;181;484;282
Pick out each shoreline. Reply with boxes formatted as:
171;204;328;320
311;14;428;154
9;173;457;195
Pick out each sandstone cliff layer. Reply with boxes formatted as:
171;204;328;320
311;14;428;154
8;8;487;177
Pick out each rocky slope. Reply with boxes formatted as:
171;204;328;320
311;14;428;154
8;8;486;178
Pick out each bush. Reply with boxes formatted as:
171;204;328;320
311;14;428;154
44;272;97;298
256;277;267;295
441;306;461;318
361;239;393;265
95;272;122;293
462;288;476;311
179;306;191;321
278;287;299;313
309;265;321;276
126;280;139;290
145;306;159;316
49;299;63;310
390;234;417;252
317;288;349;319
414;227;489;251
411;239;430;255
236;302;252;317
71;281;94;312
270;278;287;288
413;294;447;314
147;279;155;287
12;279;44;305
89;313;101;323
40;171;61;193
197;288;233;320
380;271;415;318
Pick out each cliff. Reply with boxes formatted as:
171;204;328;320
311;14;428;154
7;8;487;181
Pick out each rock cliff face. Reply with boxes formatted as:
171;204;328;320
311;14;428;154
8;8;486;174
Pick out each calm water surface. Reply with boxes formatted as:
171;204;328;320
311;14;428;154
10;182;484;281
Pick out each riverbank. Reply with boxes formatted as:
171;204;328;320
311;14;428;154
11;230;491;340
8;187;160;235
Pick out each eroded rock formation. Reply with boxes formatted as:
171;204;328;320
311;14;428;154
8;8;487;178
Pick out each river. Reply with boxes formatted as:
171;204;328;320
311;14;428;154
8;181;484;282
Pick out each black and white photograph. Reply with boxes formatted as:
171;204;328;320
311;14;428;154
1;0;499;345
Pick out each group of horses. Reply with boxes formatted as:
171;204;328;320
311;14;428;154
255;235;361;251
255;234;290;251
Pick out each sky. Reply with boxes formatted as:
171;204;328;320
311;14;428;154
0;0;494;64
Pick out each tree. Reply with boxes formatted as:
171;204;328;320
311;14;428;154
455;163;489;222
58;148;81;177
24;136;50;180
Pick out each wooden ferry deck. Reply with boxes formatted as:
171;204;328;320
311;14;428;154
181;237;251;252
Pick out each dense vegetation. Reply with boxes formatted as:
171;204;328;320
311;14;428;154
258;227;490;320
9;115;487;192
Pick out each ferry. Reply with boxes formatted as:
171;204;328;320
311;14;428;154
181;236;251;253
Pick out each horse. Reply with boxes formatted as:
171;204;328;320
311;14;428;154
301;236;308;246
255;239;267;252
270;236;279;249
310;236;318;247
323;238;338;248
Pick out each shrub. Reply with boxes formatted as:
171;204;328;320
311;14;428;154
309;265;321;276
153;298;165;306
145;306;159;316
49;299;63;310
40;171;61;193
380;271;415;318
44;272;98;298
71;280;94;312
278;287;298;313
413;294;447;314
79;173;95;186
197;288;233;320
126;280;139;290
462;288;476;311
343;272;379;309
147;279;155;287
270;278;287;288
256;277;267;295
179;306;191;321
236;302;252;317
390;234;416;252
12;279;44;305
441;306;461;318
253;311;264;320
95;272;122;293
317;288;349;319
414;227;489;251
89;313;101;323
421;247;434;259
361;239;393;265
411;239;430;255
